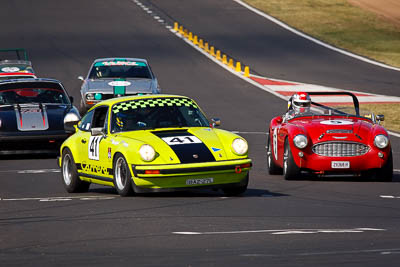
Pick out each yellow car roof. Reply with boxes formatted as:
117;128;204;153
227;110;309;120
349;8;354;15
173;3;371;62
90;94;191;110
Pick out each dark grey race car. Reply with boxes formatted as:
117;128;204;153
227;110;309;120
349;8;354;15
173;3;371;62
78;57;161;113
0;78;80;155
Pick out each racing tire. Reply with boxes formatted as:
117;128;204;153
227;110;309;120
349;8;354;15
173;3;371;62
283;138;301;180
79;98;87;116
375;150;393;182
61;148;90;193
113;153;135;197
267;133;282;175
222;173;249;196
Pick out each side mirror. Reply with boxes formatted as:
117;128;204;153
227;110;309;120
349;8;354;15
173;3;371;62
276;116;283;123
69;96;74;104
211;118;221;127
91;127;105;136
78;76;84;81
64;113;80;133
376;114;384;122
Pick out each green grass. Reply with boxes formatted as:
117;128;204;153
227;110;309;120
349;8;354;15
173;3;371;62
244;0;400;67
360;103;400;132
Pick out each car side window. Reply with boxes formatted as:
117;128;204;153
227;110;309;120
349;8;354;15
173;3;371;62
91;106;109;131
78;110;94;131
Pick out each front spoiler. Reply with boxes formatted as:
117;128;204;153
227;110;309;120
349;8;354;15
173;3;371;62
131;159;252;178
130;159;251;190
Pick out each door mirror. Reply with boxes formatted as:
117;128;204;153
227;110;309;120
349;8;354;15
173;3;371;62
91;127;105;136
211;118;221;127
69;96;74;104
78;76;84;81
376;114;384;122
64;113;81;133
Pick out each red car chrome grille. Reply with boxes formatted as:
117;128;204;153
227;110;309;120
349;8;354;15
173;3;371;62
312;142;369;157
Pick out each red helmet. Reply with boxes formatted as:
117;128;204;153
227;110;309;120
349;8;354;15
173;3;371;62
291;92;311;113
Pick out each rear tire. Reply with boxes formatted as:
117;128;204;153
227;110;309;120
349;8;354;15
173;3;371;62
267;133;282;175
113;153;134;197
283;139;301;180
61;148;90;193
223;174;249;196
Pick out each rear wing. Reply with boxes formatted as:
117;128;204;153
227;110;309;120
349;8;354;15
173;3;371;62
308;91;360;116
0;48;29;61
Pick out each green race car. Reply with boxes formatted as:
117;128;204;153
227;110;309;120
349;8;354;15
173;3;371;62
59;95;252;196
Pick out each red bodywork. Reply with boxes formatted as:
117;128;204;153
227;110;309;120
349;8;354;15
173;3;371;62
268;93;391;177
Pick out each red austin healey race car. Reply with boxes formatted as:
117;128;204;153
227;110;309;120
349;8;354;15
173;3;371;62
267;92;393;181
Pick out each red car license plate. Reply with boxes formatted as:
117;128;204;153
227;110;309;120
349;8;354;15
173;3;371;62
331;161;350;169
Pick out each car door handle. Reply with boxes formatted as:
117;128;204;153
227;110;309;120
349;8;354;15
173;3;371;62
81;139;87;144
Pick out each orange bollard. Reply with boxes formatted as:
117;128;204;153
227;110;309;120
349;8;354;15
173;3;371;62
222;54;227;64
235;62;241;72
244;66;250;77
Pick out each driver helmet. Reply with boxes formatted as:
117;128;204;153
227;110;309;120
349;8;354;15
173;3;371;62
291;92;311;113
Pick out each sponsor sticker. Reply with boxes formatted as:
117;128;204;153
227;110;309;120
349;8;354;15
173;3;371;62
1;67;20;72
95;61;147;67
108;81;131;87
186;178;214;185
162;136;202;145
331;161;350;169
320;120;353;125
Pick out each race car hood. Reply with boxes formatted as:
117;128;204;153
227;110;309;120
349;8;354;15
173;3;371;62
289;116;374;143
113;127;241;164
0;104;70;133
87;79;153;94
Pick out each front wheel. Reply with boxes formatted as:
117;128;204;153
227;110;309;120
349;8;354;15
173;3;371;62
61;148;90;193
79;98;87;116
283;139;301;180
113;153;135;196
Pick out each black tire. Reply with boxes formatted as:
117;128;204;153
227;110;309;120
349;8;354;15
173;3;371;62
283;138;301;180
223;173;249;196
267;133;282;175
375;150;393;182
61;148;90;193
113;153;134;197
79;98;87;116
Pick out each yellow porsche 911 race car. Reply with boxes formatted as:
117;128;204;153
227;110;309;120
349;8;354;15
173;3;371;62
59;95;251;196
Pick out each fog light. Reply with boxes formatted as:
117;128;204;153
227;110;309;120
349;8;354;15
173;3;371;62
298;152;304;157
378;152;384;158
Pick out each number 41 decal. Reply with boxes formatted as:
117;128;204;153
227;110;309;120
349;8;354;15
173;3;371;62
89;136;102;160
162;136;202;145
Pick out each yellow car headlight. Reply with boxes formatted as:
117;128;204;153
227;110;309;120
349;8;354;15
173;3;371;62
139;144;156;161
232;138;248;155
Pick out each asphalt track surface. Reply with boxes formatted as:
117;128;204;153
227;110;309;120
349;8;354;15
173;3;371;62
1;0;400;266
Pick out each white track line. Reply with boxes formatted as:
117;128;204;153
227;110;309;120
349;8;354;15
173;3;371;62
233;0;400;72
0;196;115;201
173;228;385;235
